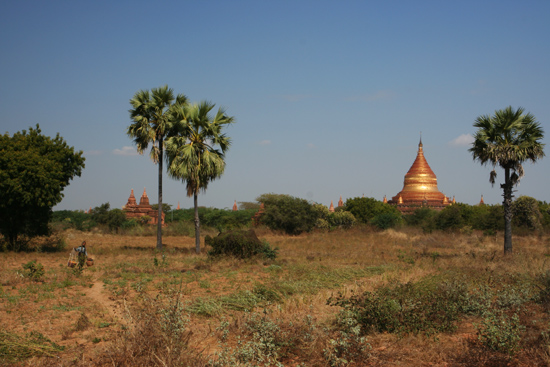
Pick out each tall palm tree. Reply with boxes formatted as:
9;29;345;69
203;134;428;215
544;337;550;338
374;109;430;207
165;101;234;253
127;85;187;250
469;106;544;254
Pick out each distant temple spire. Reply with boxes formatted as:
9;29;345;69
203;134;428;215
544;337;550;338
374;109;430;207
479;195;485;205
329;200;335;212
139;188;150;206
338;196;344;207
232;200;238;211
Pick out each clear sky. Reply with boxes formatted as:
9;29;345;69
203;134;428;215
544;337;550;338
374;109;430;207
1;0;549;211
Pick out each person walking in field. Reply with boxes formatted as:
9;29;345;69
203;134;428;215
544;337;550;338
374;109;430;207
74;241;88;270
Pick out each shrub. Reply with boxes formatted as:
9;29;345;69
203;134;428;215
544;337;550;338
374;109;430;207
256;193;319;235
328;211;357;229
104;293;205;366
328;279;465;336
324;310;370;366
315;218;330;230
206;229;278;260
21;260;45;281
475;311;524;355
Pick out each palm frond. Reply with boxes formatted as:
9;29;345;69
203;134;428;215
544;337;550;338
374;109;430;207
471;106;545;185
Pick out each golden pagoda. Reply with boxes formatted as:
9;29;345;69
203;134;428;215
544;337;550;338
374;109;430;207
389;139;452;213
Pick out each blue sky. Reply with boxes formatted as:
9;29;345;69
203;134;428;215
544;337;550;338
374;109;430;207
1;0;549;211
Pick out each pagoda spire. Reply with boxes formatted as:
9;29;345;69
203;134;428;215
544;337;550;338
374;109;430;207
232;200;238;211
139;187;150;206
329;200;335;212
126;188;137;206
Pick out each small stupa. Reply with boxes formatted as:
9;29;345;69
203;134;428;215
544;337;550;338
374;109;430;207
388;138;452;213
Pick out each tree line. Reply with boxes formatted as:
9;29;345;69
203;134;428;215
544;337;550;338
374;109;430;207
50;194;550;237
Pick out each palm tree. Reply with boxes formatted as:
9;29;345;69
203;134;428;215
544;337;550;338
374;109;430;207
127;85;187;250
469;106;544;254
165;101;235;253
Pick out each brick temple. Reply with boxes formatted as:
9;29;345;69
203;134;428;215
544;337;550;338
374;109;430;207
388;139;453;213
122;188;165;225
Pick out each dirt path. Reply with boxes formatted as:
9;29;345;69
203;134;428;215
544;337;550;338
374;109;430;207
82;279;126;324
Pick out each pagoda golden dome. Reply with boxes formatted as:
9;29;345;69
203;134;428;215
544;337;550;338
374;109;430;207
389;139;451;213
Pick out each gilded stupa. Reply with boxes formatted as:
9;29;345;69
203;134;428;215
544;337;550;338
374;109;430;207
388;139;452;213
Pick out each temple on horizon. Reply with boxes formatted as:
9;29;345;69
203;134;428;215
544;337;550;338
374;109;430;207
123;188;165;225
387;139;453;214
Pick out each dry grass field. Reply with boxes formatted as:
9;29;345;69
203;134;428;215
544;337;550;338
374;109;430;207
2;227;550;366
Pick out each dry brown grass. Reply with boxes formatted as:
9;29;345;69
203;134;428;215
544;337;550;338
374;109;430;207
1;227;550;366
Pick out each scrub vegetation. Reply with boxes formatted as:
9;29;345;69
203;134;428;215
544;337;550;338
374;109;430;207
3;221;550;366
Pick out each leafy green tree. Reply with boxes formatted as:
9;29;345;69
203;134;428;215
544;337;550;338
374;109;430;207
435;204;470;231
469;204;504;232
539;201;550;230
256;193;319;235
371;212;402;230
127;85;188;250
344;197;400;224
202;208;256;232
51;210;90;231
238;201;261;210
470;106;545;254
312;204;356;230
106;209;127;233
404;207;436;227
0;125;85;249
329;210;357;229
512;196;542;231
90;203;111;225
89;203;127;233
165;101;235;253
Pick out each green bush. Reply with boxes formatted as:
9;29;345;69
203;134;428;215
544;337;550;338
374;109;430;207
475;311;524;355
328;279;466;336
21;260;45;281
206;230;278;260
329;211;357;229
256;193;319;235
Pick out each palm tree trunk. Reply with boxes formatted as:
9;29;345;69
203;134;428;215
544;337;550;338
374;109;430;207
194;192;200;254
502;167;513;255
157;138;163;251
